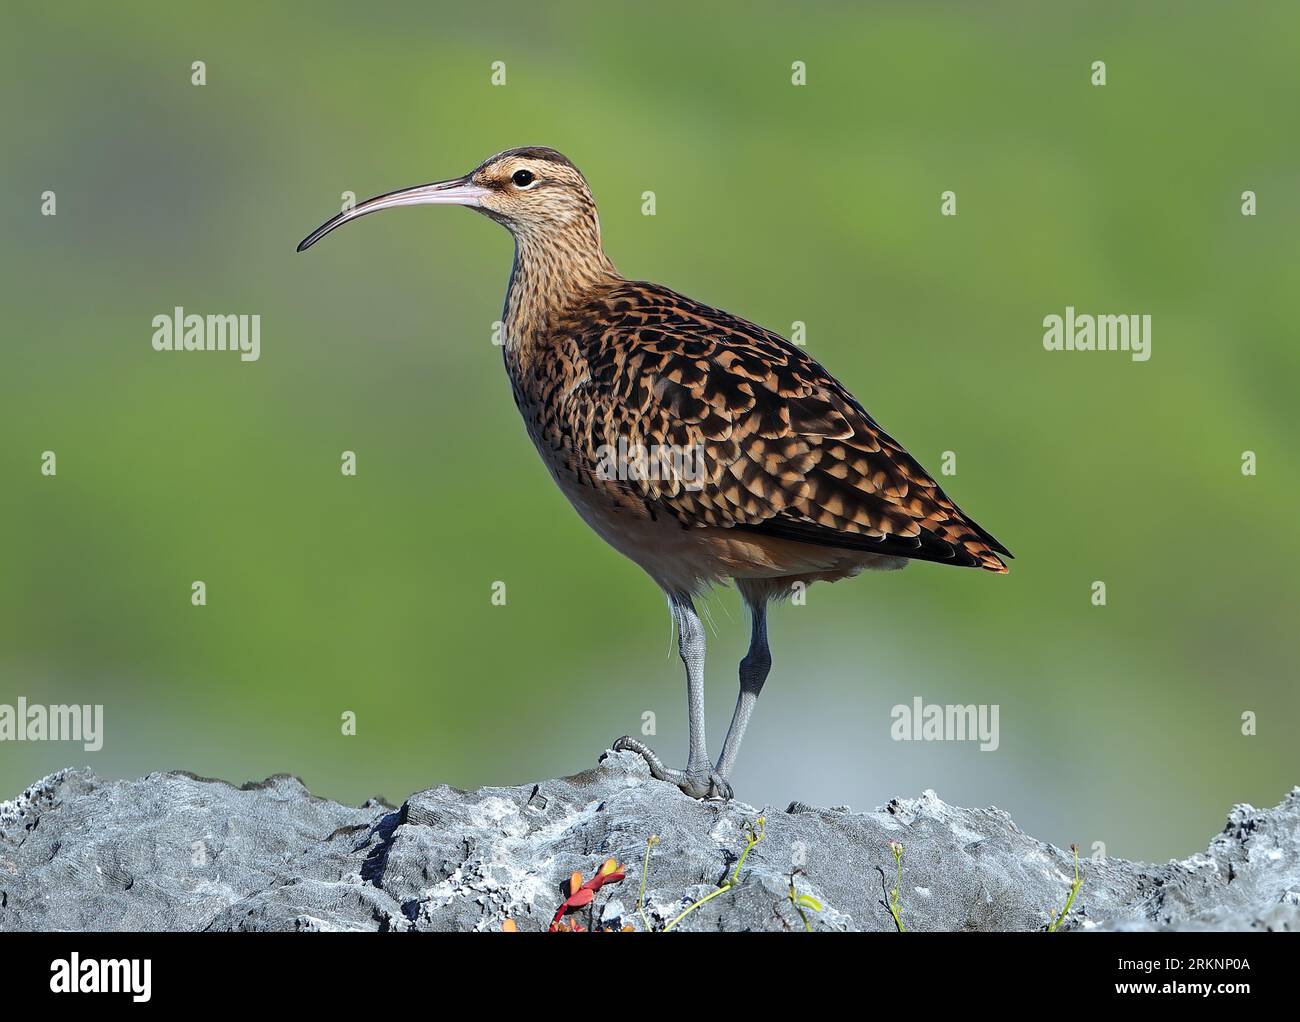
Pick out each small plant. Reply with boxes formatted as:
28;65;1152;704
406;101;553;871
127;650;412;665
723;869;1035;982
503;856;630;932
636;834;660;931
660;815;765;932
505;815;768;933
1048;843;1083;932
785;868;823;931
886;840;906;932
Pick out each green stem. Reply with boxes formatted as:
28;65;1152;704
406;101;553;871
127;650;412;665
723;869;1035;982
663;882;731;930
1048;844;1082;932
888;848;906;932
663;818;764;932
637;836;658;932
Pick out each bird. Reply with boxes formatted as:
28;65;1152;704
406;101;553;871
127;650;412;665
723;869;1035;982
298;146;1012;800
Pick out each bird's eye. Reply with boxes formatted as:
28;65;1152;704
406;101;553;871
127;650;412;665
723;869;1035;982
511;169;535;188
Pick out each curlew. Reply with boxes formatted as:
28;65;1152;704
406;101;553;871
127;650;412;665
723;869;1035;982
298;147;1012;800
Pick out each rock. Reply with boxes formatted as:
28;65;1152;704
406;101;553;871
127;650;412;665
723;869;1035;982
0;753;1295;932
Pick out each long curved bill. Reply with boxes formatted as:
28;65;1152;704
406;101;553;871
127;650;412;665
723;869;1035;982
296;176;489;252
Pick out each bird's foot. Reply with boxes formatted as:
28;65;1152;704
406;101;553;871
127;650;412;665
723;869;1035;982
611;736;733;800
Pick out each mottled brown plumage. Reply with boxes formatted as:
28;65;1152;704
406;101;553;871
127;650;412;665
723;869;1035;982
513;277;1011;575
482;148;1010;583
298;146;1012;800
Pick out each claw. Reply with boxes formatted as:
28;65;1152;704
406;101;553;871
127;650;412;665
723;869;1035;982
612;736;733;800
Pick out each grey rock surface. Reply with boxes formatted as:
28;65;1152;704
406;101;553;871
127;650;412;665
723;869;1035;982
1;752;1296;932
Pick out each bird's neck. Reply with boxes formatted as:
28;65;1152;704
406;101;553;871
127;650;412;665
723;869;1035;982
502;222;620;360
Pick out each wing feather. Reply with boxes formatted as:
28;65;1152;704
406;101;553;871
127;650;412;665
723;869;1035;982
557;281;1012;572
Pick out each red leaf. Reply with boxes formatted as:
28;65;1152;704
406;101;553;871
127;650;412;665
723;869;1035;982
567;887;595;909
587;870;626;893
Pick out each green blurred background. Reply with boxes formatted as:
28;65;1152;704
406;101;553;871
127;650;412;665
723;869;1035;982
2;1;1296;861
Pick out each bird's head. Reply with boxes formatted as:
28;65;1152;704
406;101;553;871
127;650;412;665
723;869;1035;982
297;146;602;253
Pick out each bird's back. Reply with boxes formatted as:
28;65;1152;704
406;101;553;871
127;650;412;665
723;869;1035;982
505;279;1012;576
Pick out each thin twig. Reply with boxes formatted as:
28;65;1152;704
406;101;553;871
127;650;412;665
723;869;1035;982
887;841;906;932
1048;843;1083;932
637;835;660;931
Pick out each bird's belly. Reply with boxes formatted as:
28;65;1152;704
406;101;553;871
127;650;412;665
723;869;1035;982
543;465;706;592
547;461;906;596
512;384;907;594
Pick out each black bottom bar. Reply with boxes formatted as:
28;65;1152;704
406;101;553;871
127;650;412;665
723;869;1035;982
1;929;1282;1007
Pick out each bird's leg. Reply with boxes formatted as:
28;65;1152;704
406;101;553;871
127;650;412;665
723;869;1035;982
715;597;771;781
614;593;732;799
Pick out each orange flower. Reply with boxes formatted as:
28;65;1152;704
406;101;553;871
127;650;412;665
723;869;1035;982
548;857;630;930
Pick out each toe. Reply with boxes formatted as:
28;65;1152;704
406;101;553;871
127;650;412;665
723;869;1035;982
677;770;733;801
608;738;730;800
